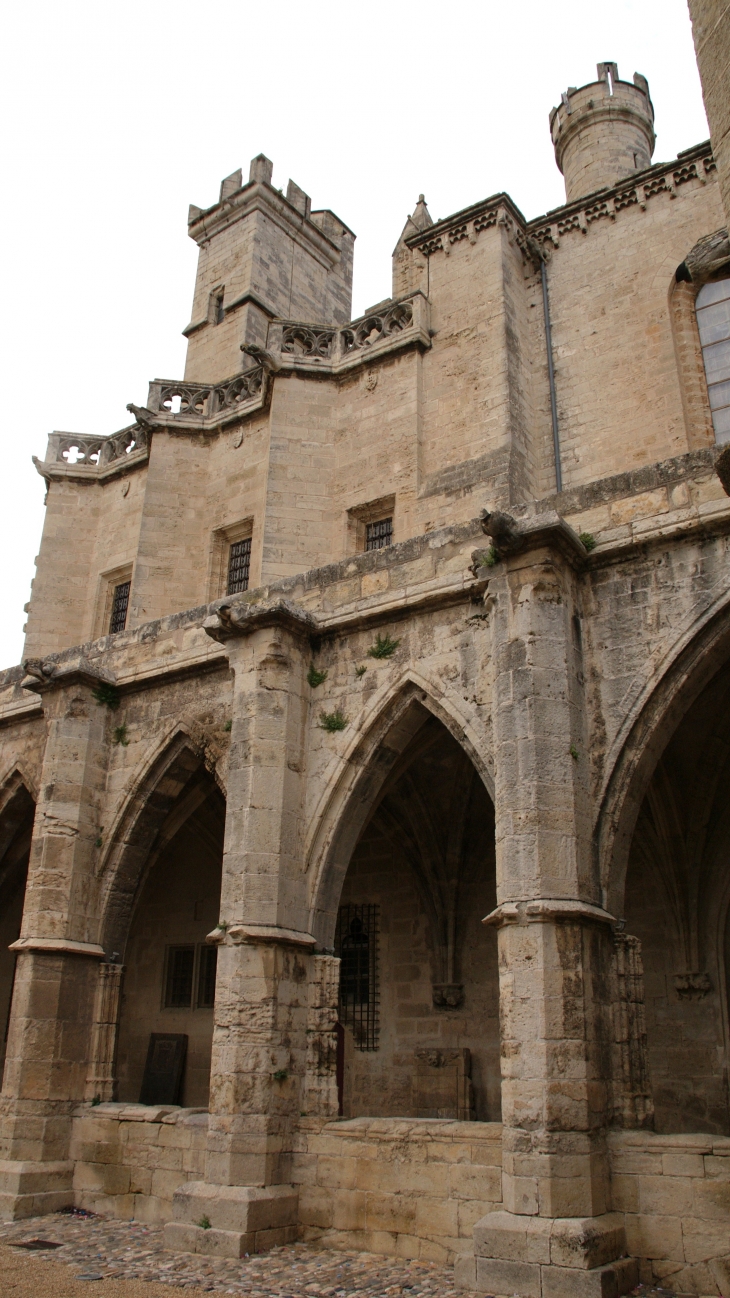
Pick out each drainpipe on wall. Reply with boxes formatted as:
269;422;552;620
541;257;563;493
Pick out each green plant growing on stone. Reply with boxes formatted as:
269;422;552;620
319;710;348;733
579;532;597;552
197;1215;211;1230
570;744;580;761
223;718;232;732
92;682;121;710
355;665;367;678
478;545;499;568
113;724;129;747
367;633;400;660
307;664;328;688
273;1069;289;1081
91;1095;101;1106
95;836;103;848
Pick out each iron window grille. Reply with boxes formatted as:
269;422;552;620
110;580;131;634
227;536;252;594
197;945;218;1008
163;944;218;1010
365;517;392;551
335;904;380;1050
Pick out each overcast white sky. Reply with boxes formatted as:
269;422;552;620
0;0;708;668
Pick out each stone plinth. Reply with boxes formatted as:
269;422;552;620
164;1181;298;1258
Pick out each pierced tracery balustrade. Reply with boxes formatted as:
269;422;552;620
281;324;335;360
340;300;414;354
158;383;212;417
213;365;264;412
48;426;144;467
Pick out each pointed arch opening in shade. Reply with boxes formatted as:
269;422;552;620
98;734;225;1107
0;772;35;1083
308;688;498;1122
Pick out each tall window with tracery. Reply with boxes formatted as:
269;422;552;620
335;904;379;1050
697;276;730;444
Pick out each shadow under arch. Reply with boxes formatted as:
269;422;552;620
308;677;494;951
99;727;223;959
599;590;730;918
0;769;36;1081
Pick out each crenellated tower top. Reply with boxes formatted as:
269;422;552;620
550;62;655;204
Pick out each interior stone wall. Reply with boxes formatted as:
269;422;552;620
115;787;223;1108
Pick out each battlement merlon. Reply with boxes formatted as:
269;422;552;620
550;63;656;204
183;153;356;385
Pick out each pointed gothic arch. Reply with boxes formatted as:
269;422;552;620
98;725;224;958
306;673;494;950
596;587;730;916
0;768;36;1083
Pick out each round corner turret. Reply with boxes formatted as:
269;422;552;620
550;62;655;204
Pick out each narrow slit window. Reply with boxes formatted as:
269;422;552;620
164;946;195;1008
227;537;251;594
335;904;379;1050
197;945;217;1008
215;293;225;325
109;580;131;634
365;517;392;551
697;277;730;445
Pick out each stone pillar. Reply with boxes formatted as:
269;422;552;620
165;600;316;1257
85;962;125;1102
460;518;638;1297
609;933;653;1130
0;660;109;1219
302;954;340;1120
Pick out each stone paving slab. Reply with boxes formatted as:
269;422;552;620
0;1211;476;1295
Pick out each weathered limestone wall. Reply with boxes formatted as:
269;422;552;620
689;0;730;224
534;172;724;493
608;1129;730;1295
295;1118;503;1264
25;465;146;657
71;1104;208;1222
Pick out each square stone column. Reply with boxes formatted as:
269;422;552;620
0;660;110;1218
460;516;637;1296
165;599;321;1258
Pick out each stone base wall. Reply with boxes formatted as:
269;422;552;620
70;1104;208;1222
68;1108;730;1291
293;1118;503;1264
609;1130;730;1296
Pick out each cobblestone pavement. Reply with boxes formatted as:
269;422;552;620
0;1211;475;1295
0;1213;680;1298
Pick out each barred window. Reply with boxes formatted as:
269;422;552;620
227;537;251;594
109;581;130;634
335;904;379;1050
164;946;195;1008
197;945;217;1008
697;277;730;444
365;518;392;551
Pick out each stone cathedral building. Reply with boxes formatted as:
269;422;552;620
1;54;730;1298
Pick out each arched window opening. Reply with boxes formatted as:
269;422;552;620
333;714;498;1122
0;781;34;1086
697;276;730;444
115;768;224;1108
623;653;730;1135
